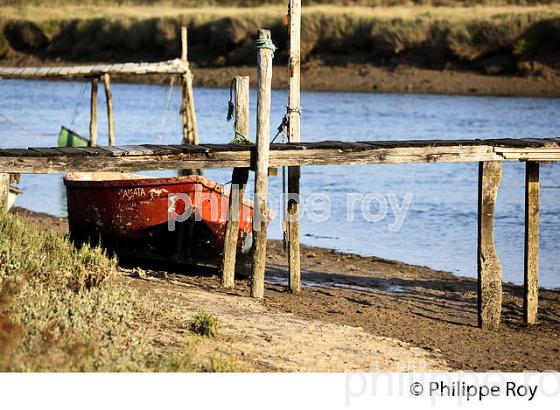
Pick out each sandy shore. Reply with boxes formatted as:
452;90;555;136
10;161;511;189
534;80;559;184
11;207;560;371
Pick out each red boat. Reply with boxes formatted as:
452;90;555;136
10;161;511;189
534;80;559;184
64;172;264;269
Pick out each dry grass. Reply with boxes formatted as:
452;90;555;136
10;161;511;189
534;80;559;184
1;4;560;22
1;1;560;7
0;211;238;371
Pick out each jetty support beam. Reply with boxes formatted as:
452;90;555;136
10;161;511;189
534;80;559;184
524;161;540;324
179;26;200;176
89;77;98;147
180;26;198;145
251;29;274;299
287;0;302;294
0;173;8;210
477;161;503;330
222;76;250;288
102;73;115;146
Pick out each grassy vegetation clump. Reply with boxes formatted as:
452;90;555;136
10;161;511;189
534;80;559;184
0;211;236;371
0;210;115;291
191;309;219;337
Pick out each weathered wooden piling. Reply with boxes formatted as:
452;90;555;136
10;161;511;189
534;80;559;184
477;161;503;330
524;161;540;324
179;26;200;176
0;173;9;210
89;77;98;147
102;73;115;146
287;0;302;294
251;29;274;299
222;76;250;288
180;26;198;146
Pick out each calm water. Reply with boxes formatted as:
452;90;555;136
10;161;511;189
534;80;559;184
1;79;559;288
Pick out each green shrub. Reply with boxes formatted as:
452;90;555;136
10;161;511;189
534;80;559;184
191;309;218;337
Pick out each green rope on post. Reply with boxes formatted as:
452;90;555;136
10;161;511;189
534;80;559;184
255;38;277;58
231;130;252;145
226;78;252;145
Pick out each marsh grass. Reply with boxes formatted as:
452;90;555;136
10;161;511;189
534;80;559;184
0;209;116;291
0;211;238;371
1;3;559;67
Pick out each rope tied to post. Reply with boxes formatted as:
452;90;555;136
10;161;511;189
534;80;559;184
227;78;253;145
226;78;236;122
269;105;302;249
254;38;277;59
271;105;302;143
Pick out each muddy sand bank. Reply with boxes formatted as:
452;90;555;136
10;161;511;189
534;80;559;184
190;64;560;98
12;207;560;371
3;60;560;97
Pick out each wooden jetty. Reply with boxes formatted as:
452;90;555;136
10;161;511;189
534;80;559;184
1;0;558;331
0;141;558;331
0;139;558;330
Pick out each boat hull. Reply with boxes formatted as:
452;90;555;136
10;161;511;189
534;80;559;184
64;172;254;267
58;126;89;148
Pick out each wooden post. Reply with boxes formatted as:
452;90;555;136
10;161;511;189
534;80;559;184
251;29;274;299
0;173;9;210
524;161;540;324
180;26;198;146
180;26;200;175
102;73;115;146
287;0;302;294
181;25;188;62
89;77;98;147
477;161;503;330
221;76;250;288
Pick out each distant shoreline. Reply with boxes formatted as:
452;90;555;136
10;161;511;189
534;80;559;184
2;4;560;97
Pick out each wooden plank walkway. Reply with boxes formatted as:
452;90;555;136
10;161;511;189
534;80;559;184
0;138;559;174
0;59;189;79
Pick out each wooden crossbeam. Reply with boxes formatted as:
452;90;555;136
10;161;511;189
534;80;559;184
0;139;559;174
0;60;189;79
